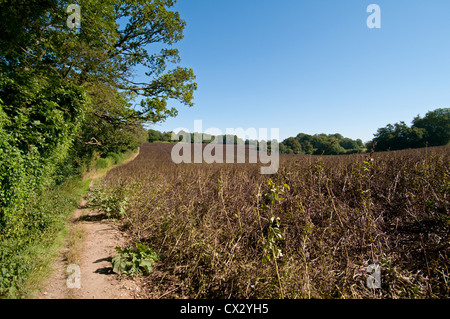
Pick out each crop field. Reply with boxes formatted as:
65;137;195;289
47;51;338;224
97;143;449;299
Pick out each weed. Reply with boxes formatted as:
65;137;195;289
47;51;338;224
87;186;128;220
258;179;289;298
112;244;159;277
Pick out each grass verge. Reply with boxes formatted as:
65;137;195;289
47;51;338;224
2;148;139;299
3;177;90;298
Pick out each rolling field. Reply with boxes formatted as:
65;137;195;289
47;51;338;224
97;143;449;298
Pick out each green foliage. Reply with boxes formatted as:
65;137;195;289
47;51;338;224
148;128;365;156
412;108;450;147
147;129;174;143
106;152;123;165
112;244;159;276
0;76;87;240
1;0;195;296
0;177;89;297
279;133;363;155
283;137;302;154
258;179;290;298
0;0;196;171
260;179;289;263
147;129;249;145
261;216;283;263
95;158;112;169
278;107;449;155
87;186;129;220
372;108;449;152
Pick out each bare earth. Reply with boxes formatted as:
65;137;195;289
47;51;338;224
39;154;143;299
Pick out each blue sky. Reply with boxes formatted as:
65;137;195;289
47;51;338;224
144;0;450;142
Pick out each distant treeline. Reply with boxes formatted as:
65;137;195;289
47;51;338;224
367;108;449;152
147;129;365;155
148;130;246;145
280;133;364;155
147;107;449;155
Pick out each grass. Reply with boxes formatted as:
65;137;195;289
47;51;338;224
96;143;449;299
65;219;86;267
84;148;140;180
9;177;91;298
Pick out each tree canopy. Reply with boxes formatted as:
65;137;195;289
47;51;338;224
369;108;449;151
1;0;196;169
279;133;364;155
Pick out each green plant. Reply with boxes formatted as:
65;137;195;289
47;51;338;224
95;158;113;170
260;180;289;261
111;244;159;276
106;152;123;165
87;186;128;219
262;216;283;262
259;179;290;298
0;177;89;297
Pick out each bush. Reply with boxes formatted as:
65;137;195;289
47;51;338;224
0;178;88;297
106;152;123;165
87;185;129;220
95;157;113;169
112;244;159;276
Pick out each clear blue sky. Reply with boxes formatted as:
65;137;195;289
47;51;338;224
145;0;450;142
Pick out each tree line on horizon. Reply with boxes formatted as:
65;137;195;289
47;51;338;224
147;107;449;155
368;108;449;152
146;129;365;155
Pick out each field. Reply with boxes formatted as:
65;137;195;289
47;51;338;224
96;143;449;299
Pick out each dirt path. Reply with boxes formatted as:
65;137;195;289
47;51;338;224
39;152;143;299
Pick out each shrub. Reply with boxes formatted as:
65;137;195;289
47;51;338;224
95;158;112;169
112;244;159;276
106;152;124;165
87;185;129;220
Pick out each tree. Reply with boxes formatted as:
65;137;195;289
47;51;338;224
278;142;288;154
371;108;449;152
282;137;302;154
340;138;359;150
412;108;450;147
373;122;417;151
0;0;195;238
79;0;197;124
318;139;345;155
1;0;197;154
281;132;362;155
356;139;364;147
301;141;314;154
148;129;163;142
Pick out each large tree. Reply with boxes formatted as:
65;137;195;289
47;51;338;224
1;0;196;147
369;108;449;152
0;0;196;242
1;0;196;297
412;108;450;147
